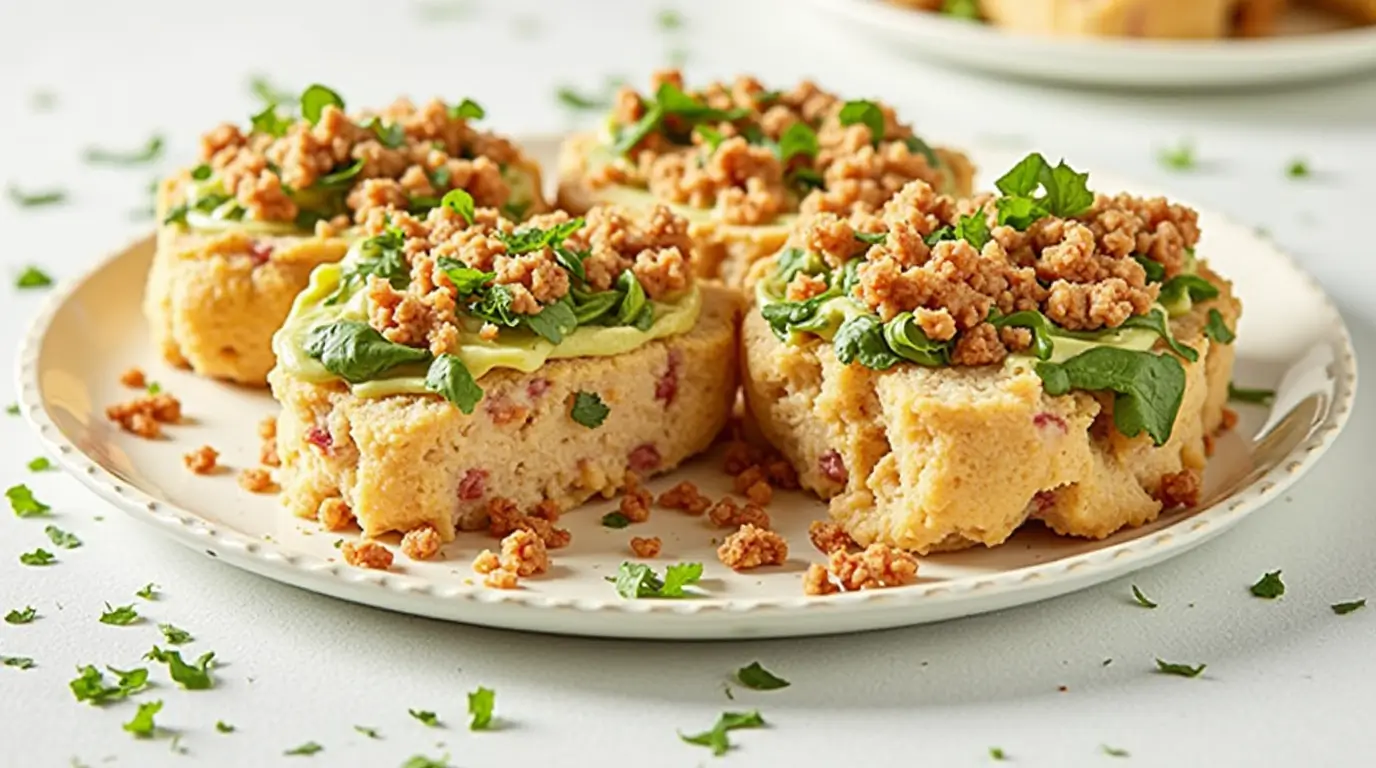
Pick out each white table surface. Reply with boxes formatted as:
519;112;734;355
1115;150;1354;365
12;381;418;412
2;1;1374;766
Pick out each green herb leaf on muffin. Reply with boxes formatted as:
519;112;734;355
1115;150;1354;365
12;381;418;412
304;321;432;384
1204;309;1235;344
1035;347;1186;446
571;391;610;428
1133;255;1166;283
834;315;903;371
778;122;819;164
1250;570;1284;599
882;314;952;366
300;84;344;125
612;83;749;155
250;104;293;138
424;355;484;414
450;98;485;121
988;309;1055;361
1118;308;1199;362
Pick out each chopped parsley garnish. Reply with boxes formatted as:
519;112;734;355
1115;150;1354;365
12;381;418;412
16;265;54;288
216;721;236;733
1158;141;1196;171
468;687;496;731
570;391;610;428
611;82;748;155
354;725;380;738
736;662;790;690
837;100;885;146
402;757;453;768
45;525;81;549
409;709;440;727
424;354;484;414
601;511;632;529
248;74;294;105
834;314;902;370
993;153;1094;229
69;664;148;703
954;211;991;250
611;561;704;599
325;226;409;305
442;188;475;225
99;603;140;626
300;84;344;125
250;104;293;138
1133;254;1166;282
1102;745;1131;757
1228;384;1275;405
136;583;159;600
5;403;18;415
942;0;981;19
1204;308;1235;344
1332;599;1366;615
1154;659;1206;678
1286;159;1310;179
84;135;164;165
8;186;66;208
557;86;610;111
123;700;163;737
679;710;766;756
1250;570;1285;599
147;382;162;395
1036;347;1185;446
2;655;35;670
7;484;50;516
27;456;52;471
657;7;684;29
145;646;215;689
159;623;193;645
1131;585;1157;609
284;741;323;757
777;122;819;165
450;98;485;121
1119;307;1198;362
989;746;1007;760
19;548;55;566
5;606;37;624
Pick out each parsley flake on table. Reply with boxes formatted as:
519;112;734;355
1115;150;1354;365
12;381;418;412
284;741;323;757
1102;744;1131;757
1154;659;1206;678
989;746;1008;761
1250;570;1285;599
570;391;610;428
611;561;703;598
402;757;453;768
1228;383;1275;405
7;484;50;516
8;186;66;208
1331;599;1366;615
1158;140;1197;171
1131;585;1158;608
5;606;37;624
159;623;193;645
123;700;163;738
216;721;236;733
736;662;790;691
100;603;140;626
69;664;147;704
657;7;684;30
1286;159;1311;179
409;709;440;727
2;655;35;670
84;135;164;165
27;456;53;472
136;583;159;600
353;724;380;739
468;686;496;730
679;710;766;757
5;403;18;415
45;525;81;549
19;548;55;566
145;646;215;689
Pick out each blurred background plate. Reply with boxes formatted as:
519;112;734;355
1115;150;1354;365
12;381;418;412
807;0;1376;89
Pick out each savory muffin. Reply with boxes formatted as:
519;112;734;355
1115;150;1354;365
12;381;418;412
558;69;974;289
146;84;547;386
268;192;740;544
917;0;1285;37
742;153;1240;554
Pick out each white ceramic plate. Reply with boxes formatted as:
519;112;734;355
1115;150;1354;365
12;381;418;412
14;141;1357;639
807;0;1376;89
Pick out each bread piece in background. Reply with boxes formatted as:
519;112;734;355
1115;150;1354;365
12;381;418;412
1300;0;1376;23
978;0;1283;38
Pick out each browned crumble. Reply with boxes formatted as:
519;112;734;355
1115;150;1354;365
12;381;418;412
363;203;692;356
483;567;520;590
182;445;219;475
401;525;443;561
499;529;549;577
717;524;788;571
341;540;393;570
803;563;841;596
816;543;920;592
485;497;571;549
472;550;500;574
529;499;562;523
708;497;771;530
119;367;146;388
105;393;182;439
1220;407;1239;431
237;468;276;493
318;498;356;532
259;438;281;467
619;473;653;523
194;96;524;224
657;481;712;515
1203;433;1216;457
763;458;800;490
808;520;855;555
595;70;952;224
630;536;662;558
1156;468;1201;509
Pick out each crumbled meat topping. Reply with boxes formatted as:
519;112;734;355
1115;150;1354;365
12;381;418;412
619;473;654;523
630;536;662;558
808;521;855;555
119;368;146;388
1155;468;1201;509
182;445;219;475
657;481;712;515
237;468;276;493
341;540;393;570
805;544;919;593
191;94;525;225
401;525;443;561
592;70;952;224
106;393;182;439
318;498;356;532
499;529;549;577
803;563;842;596
708;498;771;530
717;524;788;571
485;497;571;550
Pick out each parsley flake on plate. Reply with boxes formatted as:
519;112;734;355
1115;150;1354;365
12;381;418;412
284;741;323;757
100;603;140;626
736;662;790;691
468;687;496;731
1250;570;1285;599
45;525;81;549
136;583;159;600
679;710;766;757
8;186;66;208
1286;159;1311;179
5;403;18;416
7;484;50;516
145;646;215;689
1154;659;1206;678
69;664;147;704
600;511;631;529
1332;599;1366;615
159;623;193;645
1131;585;1158;608
570;391;610;428
989;746;1007;761
123;700;163;738
353;725;380;739
216;721;236;734
27;456;52;471
84;135;164;165
402;757;453;768
1158;140;1196;171
5;606;37;624
610;561;703;599
1102;744;1131;758
409;709;440;727
2;655;35;670
19;548;55;566
1228;383;1275;405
